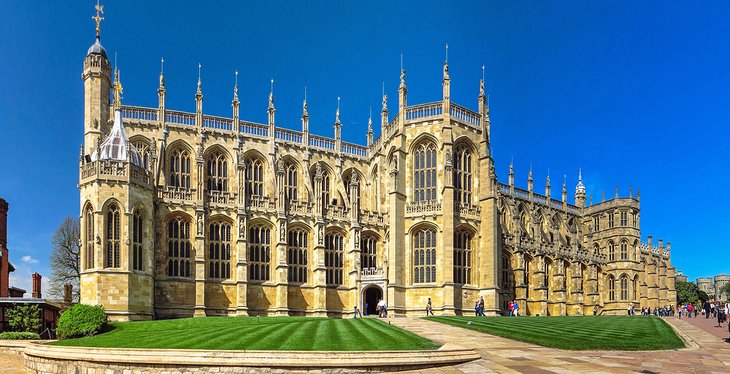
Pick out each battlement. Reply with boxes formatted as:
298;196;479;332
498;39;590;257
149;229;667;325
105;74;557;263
638;241;670;258
497;182;581;215
120;100;483;160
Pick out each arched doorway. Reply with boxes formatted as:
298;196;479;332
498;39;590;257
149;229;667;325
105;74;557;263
363;286;382;316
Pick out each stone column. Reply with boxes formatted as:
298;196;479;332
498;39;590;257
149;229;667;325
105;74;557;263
441;148;455;315
193;209;206;317
274;218;289;316
387;152;406;316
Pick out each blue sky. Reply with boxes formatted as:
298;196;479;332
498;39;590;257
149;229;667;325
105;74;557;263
1;1;728;292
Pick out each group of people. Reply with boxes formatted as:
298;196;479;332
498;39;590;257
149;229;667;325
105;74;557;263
701;301;729;328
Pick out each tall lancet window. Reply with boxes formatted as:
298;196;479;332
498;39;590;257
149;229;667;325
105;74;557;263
248;225;271;281
245;157;264;198
287;228;308;283
85;206;94;270
413;228;436;283
453;229;473;284
105;203;120;268
208;222;231;279
169;149;191;189
325;232;344;286
132;209;144;271
206;151;228;192
167;216;192;278
132;140;149;170
413;142;437;202
285;162;298;202
360;235;377;270
454;145;472;205
321;169;331;207
344;171;360;208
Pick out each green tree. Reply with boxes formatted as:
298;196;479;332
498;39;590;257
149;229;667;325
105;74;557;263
49;217;80;302
676;280;701;305
7;304;42;333
698;290;709;303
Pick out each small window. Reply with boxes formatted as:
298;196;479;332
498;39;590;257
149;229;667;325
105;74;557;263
620;211;628;226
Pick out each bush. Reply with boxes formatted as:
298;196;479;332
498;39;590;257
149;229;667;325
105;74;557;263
56;304;107;339
6;304;42;333
0;331;41;340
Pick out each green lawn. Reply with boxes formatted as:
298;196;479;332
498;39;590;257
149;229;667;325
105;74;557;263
427;316;684;351
50;317;439;351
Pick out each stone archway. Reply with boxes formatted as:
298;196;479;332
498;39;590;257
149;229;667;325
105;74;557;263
363;285;382;316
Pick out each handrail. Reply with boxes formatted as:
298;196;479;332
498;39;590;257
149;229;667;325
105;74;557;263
405;101;443;121
309;134;335;150
275;128;303;144
203;115;234;131
120;105;157;121
239;121;269;138
449;103;480;128
341;141;367;157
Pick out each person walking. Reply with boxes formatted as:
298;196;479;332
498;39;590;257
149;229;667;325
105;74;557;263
513;300;519;316
377;298;387;318
474;300;480;316
478;296;485;316
705;301;711;319
426;297;434;316
353;305;362;318
508;300;514;316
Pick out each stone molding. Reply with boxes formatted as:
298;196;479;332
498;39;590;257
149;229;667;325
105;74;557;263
15;341;478;373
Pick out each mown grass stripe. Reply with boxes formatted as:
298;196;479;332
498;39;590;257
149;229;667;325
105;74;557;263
427;316;684;351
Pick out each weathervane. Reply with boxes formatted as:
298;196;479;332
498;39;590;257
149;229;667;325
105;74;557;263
92;0;104;39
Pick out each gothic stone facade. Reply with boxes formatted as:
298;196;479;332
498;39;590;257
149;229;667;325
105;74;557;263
78;37;676;321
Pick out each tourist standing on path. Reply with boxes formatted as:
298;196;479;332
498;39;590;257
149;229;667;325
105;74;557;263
426;297;434;316
478;296;485;316
353;305;362;318
717;303;725;328
513;300;519;316
705;301;711;319
377;298;387;318
508;300;514;316
474;300;480;316
687;303;693;318
594;305;598;316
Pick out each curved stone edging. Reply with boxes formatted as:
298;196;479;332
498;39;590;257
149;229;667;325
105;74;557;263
22;342;479;373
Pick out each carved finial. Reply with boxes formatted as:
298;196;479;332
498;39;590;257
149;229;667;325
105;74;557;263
335;96;341;123
302;86;308;116
268;79;275;110
112;63;123;109
92;0;104;40
197;63;202;93
233;70;239;100
159;57;165;86
445;43;449;64
368;107;373;133
480;65;486;97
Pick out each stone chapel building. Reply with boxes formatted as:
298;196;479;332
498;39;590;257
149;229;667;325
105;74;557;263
78;9;676;321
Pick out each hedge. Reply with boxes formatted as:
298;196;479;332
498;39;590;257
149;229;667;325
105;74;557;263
56;304;107;339
0;331;41;340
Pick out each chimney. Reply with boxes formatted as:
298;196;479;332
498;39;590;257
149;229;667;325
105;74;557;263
0;198;7;248
0;198;9;298
658;239;664;249
647;235;653;249
32;272;41;299
64;284;73;305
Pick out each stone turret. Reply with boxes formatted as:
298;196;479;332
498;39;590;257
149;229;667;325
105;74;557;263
575;169;586;208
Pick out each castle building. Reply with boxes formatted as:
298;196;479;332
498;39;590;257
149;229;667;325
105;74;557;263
78;7;676;321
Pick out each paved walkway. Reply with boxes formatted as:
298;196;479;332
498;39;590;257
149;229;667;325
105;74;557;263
2;317;730;374
390;317;730;373
679;314;730;340
0;351;25;374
